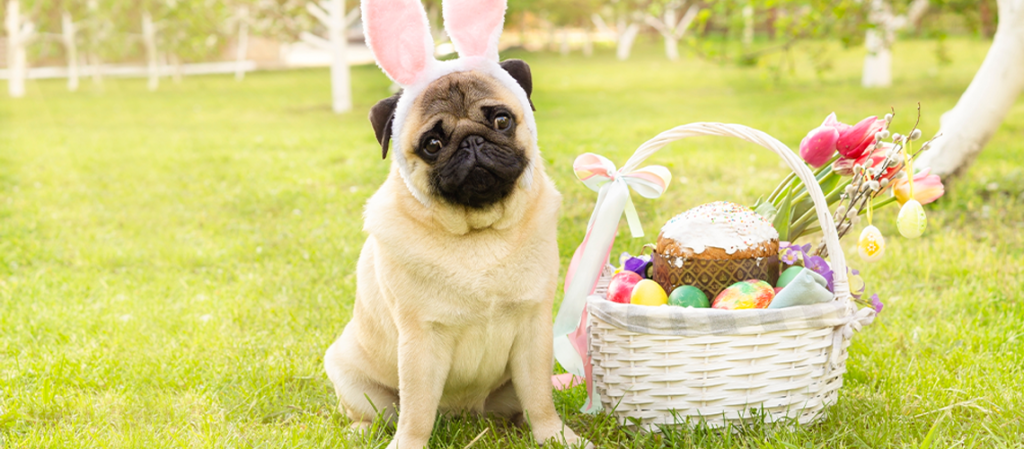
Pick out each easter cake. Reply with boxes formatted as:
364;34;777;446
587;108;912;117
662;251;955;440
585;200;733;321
651;201;781;300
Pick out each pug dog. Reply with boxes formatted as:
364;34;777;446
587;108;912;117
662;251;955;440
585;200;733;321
323;0;587;448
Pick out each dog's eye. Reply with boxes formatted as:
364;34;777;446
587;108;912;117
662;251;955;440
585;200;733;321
493;113;513;131
423;138;443;155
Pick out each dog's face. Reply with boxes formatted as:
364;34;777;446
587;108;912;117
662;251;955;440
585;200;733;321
370;60;536;210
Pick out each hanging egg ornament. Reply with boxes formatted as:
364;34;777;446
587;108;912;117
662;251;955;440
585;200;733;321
897;199;926;238
857;225;886;262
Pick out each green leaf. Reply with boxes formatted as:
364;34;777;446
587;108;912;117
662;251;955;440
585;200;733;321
754;200;777;221
773;188;793;241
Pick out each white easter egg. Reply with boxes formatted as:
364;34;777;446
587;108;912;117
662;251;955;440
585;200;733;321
858;225;886;262
897;199;927;239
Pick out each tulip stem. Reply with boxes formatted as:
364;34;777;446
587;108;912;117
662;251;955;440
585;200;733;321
767;172;796;204
767;154;840;205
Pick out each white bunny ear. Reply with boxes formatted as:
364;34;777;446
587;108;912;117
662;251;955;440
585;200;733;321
362;0;435;86
443;0;506;61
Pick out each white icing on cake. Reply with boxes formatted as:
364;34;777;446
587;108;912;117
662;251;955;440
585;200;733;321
660;201;779;255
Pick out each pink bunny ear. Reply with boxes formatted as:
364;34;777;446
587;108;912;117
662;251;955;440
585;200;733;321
362;0;435;86
443;0;506;61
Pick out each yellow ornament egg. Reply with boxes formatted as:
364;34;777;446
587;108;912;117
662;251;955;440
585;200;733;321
897;199;926;239
630;279;668;306
858;225;885;262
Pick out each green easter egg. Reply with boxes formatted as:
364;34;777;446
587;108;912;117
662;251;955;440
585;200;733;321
668;285;710;308
777;266;804;288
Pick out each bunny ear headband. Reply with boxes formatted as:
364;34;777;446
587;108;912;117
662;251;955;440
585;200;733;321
362;0;538;206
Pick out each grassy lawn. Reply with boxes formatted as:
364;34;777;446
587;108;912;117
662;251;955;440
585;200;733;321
1;38;1022;448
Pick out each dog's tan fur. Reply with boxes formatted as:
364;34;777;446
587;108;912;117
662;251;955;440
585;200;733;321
324;72;585;449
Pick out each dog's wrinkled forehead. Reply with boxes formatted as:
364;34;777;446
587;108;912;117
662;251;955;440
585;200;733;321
413;71;516;120
418;75;498;118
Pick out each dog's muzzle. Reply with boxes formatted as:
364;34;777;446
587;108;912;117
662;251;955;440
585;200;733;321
435;135;525;209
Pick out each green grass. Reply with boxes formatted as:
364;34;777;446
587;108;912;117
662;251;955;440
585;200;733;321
2;37;1023;448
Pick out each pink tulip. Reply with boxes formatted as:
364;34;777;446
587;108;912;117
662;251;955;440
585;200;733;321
833;142;900;179
836;116;886;160
892;168;944;205
800;129;839;168
799;113;845;167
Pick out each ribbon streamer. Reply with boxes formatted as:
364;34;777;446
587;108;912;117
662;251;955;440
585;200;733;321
552;153;670;413
831;306;876;364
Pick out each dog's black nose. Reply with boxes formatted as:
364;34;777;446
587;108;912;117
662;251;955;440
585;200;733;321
459;135;486;152
433;134;525;209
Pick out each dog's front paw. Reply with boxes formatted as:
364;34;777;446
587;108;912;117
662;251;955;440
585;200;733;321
384;436;430;449
536;424;592;449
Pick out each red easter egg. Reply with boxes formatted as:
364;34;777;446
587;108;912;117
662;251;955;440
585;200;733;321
607;271;643;304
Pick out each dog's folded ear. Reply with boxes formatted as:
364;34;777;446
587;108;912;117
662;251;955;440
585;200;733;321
369;93;401;159
499;59;535;111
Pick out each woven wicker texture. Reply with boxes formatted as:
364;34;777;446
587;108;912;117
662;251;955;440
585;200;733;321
589;298;852;427
587;122;867;429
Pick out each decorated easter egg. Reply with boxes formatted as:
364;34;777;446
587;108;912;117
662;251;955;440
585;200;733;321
607;271;642;304
630;279;668;306
712;280;775;310
858;225;886;262
897;199;926;239
668;285;710;308
777;266;804;288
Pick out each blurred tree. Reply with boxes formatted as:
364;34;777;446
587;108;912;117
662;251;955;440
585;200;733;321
918;0;1024;179
5;0;36;97
861;0;929;88
536;0;599;55
644;0;700;61
591;0;648;60
298;0;358;112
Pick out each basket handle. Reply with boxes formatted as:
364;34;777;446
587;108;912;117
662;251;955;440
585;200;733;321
621;122;850;302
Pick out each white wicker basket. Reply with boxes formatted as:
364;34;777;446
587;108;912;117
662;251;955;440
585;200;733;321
585;123;870;429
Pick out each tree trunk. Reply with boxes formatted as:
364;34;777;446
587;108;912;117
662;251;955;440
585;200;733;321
862;0;928;88
6;0;26;98
616;22;639;61
235;6;249;81
861;29;892;87
61;12;79;92
88;52;103;86
916;0;1024;178
545;20;556;51
142;11;159;91
742;4;754;46
328;0;351;113
582;29;593;57
664;35;678;61
559;27;570;56
170;53;182;84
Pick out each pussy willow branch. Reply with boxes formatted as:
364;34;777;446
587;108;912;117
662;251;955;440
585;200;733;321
814;106;939;257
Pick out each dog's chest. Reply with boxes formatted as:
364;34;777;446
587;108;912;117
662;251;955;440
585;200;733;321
440;303;522;402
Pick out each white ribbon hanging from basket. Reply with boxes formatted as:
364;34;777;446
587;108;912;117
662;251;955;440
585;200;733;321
553;122;870;418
